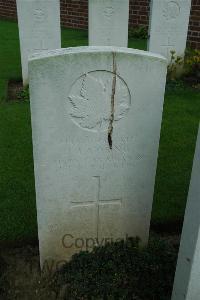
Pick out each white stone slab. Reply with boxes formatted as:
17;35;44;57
172;125;200;300
16;0;61;85
89;0;129;47
148;0;191;64
29;46;167;268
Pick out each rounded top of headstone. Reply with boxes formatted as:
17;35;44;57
28;46;167;64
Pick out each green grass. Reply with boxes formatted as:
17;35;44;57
0;102;36;241
0;19;199;242
152;87;200;228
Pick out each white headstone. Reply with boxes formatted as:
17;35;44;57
16;0;61;86
148;0;191;64
172;126;200;300
89;0;129;47
29;47;167;267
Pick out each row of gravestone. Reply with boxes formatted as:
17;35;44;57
16;0;192;85
16;0;199;299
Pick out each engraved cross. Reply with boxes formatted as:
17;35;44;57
161;36;175;58
71;176;122;238
34;40;48;51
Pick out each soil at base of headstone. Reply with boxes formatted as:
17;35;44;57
0;232;180;300
7;80;24;102
0;244;57;300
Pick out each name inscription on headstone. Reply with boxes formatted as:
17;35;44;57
56;136;136;170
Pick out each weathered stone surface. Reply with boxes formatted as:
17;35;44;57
16;0;61;85
172;126;200;300
148;0;191;63
29;46;167;267
89;0;129;47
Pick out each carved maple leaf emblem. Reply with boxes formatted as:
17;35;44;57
68;71;130;132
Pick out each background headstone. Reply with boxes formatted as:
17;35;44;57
148;0;191;64
29;46;167;267
16;0;61;85
89;0;129;47
172;125;200;300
